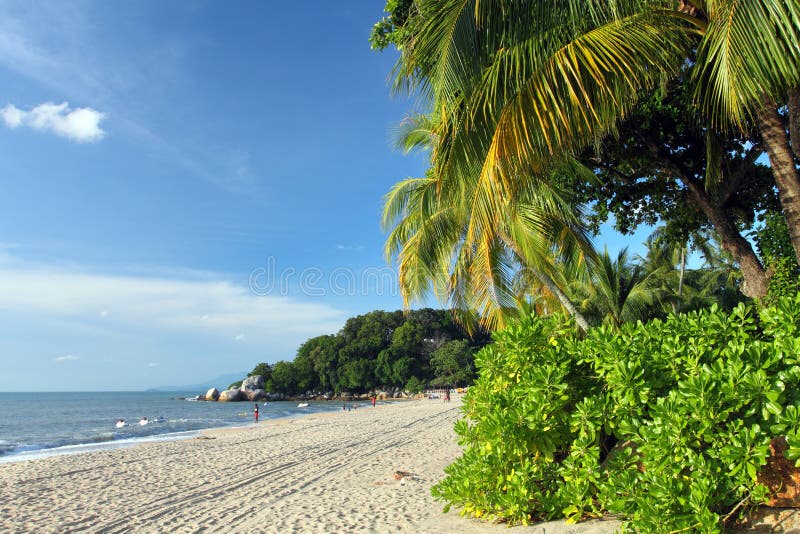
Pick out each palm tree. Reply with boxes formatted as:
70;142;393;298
383;0;800;296
638;228;689;313
382;115;594;331
578;247;666;328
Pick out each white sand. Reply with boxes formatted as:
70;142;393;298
0;396;620;533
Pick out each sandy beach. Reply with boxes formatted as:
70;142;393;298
0;396;620;533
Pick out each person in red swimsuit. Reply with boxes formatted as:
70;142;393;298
254;403;259;423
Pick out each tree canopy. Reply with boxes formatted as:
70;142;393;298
246;308;487;395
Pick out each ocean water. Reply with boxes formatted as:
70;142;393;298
0;392;366;463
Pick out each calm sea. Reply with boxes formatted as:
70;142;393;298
0;391;366;463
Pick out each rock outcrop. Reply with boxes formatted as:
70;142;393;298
245;389;266;401
218;389;243;402
241;375;264;391
205;388;219;401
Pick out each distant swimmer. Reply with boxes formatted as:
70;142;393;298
151;416;165;423
139;417;149;426
115;419;127;428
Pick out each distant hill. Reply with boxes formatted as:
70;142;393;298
146;372;247;393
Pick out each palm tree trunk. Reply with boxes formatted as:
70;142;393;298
788;88;800;160
671;247;686;314
682;179;768;298
757;102;800;266
536;271;591;332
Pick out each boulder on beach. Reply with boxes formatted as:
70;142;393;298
245;389;266;401
218;389;244;402
240;375;264;391
205;388;219;401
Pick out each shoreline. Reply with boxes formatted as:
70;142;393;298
0;395;621;533
0;399;379;465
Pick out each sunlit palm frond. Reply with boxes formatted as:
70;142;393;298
693;0;800;129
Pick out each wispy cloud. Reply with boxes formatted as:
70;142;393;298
0;260;347;344
147;362;159;367
54;354;79;362
0;3;266;195
336;244;364;252
0;102;106;142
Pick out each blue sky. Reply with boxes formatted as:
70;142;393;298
0;2;650;391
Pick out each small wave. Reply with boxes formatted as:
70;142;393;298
91;433;116;444
0;430;202;464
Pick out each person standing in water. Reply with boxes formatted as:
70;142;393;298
254;403;259;423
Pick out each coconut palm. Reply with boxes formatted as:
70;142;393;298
578;247;667;328
383;115;594;331
384;0;800;294
637;228;690;313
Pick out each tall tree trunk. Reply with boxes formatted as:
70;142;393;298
788;88;800;160
682;179;768;298
757;102;800;266
536;270;591;332
671;247;686;314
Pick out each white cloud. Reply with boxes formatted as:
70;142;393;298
55;354;79;362
0;102;106;143
147;362;159;367
0;5;254;194
336;244;364;252
0;264;347;344
99;310;108;317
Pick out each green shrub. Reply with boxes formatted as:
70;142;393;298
432;295;800;532
405;376;426;393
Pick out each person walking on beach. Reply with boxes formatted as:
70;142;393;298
254;403;259;423
371;395;376;408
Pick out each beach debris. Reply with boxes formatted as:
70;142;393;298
393;471;420;485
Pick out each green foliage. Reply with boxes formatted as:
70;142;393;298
227;380;243;390
430;339;475;386
766;257;800;303
754;211;796;266
433;295;800;532
248;362;272;380
404;375;425;393
369;0;417;51
247;308;485;396
269;361;297;395
571;83;778;244
754;211;800;302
